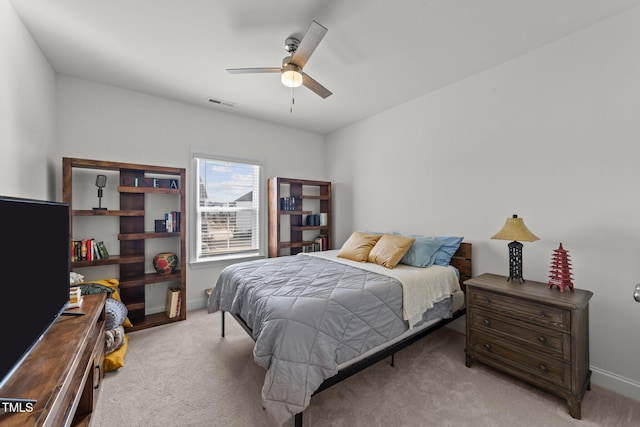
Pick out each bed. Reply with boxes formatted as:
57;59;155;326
207;234;472;426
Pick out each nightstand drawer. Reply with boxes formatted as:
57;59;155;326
469;331;569;388
470;289;570;331
469;309;569;360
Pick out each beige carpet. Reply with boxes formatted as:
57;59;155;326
93;308;639;427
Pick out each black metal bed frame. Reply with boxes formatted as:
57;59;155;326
218;242;472;426
221;307;465;427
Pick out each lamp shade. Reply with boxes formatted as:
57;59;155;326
491;214;539;242
281;63;303;88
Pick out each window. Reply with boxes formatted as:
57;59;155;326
192;154;262;263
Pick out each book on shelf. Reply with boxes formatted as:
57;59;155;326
165;287;180;318
165;212;172;233
164;211;181;232
82;239;89;261
175;289;182;317
91;240;101;260
96;241;109;258
302;234;329;252
314;234;329;252
174;211;181;231
71;239;109;261
71;239;91;261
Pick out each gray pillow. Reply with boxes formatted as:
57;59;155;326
105;298;128;330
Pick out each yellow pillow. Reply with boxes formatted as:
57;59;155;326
337;231;382;262
104;335;129;372
368;233;416;268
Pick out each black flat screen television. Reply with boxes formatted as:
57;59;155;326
0;196;70;390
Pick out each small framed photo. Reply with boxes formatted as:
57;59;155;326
155;219;167;232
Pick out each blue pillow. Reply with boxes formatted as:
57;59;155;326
399;236;443;268
433;236;464;266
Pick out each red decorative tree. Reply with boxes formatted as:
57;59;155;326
548;243;574;292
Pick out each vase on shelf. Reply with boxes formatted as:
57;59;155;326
153;252;178;275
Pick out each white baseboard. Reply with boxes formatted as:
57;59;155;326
145;297;207;316
591;366;640;402
187;297;207;311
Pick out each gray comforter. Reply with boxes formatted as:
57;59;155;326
207;253;452;424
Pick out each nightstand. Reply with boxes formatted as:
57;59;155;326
464;273;593;419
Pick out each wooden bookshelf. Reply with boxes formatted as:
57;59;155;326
63;157;186;331
268;177;331;257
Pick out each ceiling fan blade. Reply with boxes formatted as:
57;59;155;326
291;21;327;68
227;67;281;74
302;73;332;99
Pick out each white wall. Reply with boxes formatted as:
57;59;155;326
0;0;56;200
56;76;327;314
7;0;639;402
327;7;640;400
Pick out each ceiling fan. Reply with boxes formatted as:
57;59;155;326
226;21;332;99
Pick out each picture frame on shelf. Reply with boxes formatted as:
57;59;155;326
155;219;167;232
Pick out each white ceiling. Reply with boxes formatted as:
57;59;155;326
10;0;640;135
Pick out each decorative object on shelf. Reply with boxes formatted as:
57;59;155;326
491;214;539;283
155;219;167;232
548;243;574;292
120;176;179;189
153;252;178;275
93;174;107;210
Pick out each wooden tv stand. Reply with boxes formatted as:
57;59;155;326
0;293;107;426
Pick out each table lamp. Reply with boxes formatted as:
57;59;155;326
491;214;539;283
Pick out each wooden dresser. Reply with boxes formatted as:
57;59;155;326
0;293;106;426
464;273;593;419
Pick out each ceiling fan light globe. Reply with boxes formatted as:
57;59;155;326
281;64;303;88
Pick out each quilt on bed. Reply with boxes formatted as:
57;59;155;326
207;252;459;424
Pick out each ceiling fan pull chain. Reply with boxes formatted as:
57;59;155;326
290;86;295;113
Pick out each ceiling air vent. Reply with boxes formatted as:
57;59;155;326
208;98;235;107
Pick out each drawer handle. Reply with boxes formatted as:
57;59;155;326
483;343;491;351
94;365;101;390
539;364;547;372
483;319;491;327
539;311;547;318
538;336;547;344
